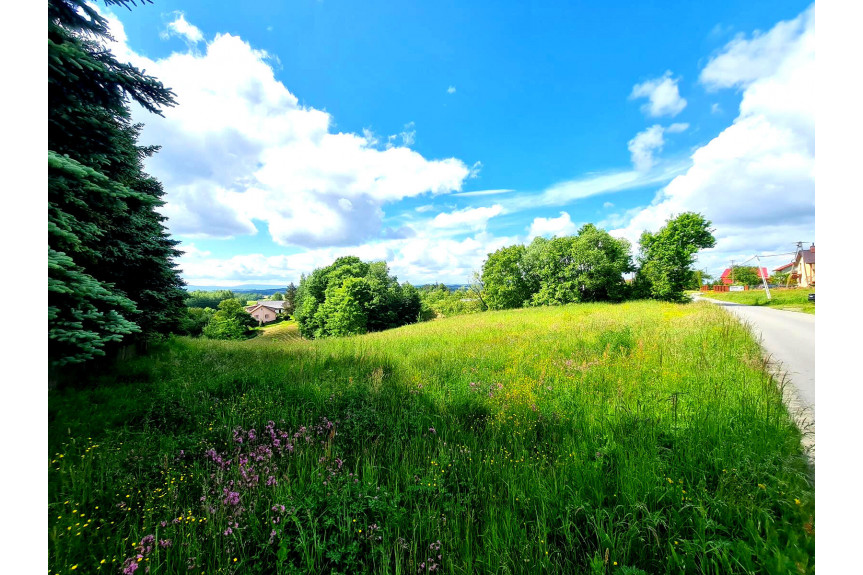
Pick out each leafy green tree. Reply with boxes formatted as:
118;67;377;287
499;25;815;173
185;290;236;309
528;225;634;306
178;307;216;337
314;277;372;337
688;269;713;289
397;282;424;324
418;285;483;318
202;299;256;340
482;245;531;310
636;212;716;301
730;266;762;286
269;292;284;301
49;0;184;367
295;257;426;338
284;282;298;315
771;272;790;286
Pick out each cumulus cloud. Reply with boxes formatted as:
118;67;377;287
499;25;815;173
161;13;204;44
447;86;456;94
528;212;578;239
699;11;811;91
177;231;518;286
628;123;689;171
430;205;504;231
611;5;814;275
630;71;688;117
97;11;471;249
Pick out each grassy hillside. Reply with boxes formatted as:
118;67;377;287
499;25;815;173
48;301;814;574
698;289;815;314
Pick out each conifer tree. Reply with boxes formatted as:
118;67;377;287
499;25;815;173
49;0;185;367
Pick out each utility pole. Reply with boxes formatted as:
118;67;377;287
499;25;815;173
730;260;734;284
756;255;771;300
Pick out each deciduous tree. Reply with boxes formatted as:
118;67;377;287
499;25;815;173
636;213;716;301
481;245;530;310
295;257;425;338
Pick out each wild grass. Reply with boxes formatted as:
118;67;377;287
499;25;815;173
48;301;814;574
698;289;815;314
252;320;304;343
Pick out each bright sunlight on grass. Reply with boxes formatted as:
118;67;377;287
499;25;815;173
48;301;814;574
699;289;815;314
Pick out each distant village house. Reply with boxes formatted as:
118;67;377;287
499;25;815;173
245;300;287;324
718;267;769;285
774;243;814;287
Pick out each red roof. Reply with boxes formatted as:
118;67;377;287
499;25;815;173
719;267;769;285
774;262;794;272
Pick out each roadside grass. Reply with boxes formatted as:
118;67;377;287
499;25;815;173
698;289;815;314
48;301;814;574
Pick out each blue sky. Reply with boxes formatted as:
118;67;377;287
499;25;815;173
97;0;815;286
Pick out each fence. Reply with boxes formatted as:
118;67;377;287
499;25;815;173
702;285;750;292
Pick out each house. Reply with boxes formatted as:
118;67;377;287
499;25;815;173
790;244;815;287
773;261;795;276
719;267;769;285
245;300;288;324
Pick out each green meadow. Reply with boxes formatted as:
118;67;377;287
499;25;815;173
48;301;814;574
697;289;815;314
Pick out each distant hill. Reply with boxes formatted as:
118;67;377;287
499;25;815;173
185;285;285;295
418;284;470;291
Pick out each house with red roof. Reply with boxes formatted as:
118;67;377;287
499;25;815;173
719;267;769;285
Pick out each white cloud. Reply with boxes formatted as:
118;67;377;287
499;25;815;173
711;103;722;114
177;229;519;286
528;212;578;239
628;125;665;172
699;8;811;91
447;86;456;94
502;161;689;212
611;5;814;277
162;13;204;44
430;205;504;231
452;189;515;197
177;242;211;259
630;71;688;117
400;122;416;147
628;123;689;171
96;11;471;249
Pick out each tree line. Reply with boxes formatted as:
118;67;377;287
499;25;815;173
480;213;716;310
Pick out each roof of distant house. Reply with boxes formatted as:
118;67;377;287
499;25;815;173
774;262;794;272
796;250;815;265
719;267;769;284
251;300;286;310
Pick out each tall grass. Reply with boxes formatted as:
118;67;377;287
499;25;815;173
48;301;814;574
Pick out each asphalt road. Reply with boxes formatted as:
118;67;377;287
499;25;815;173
695;296;815;411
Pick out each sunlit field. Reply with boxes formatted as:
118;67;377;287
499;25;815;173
48;301;814;574
698;289;815;314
